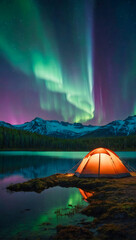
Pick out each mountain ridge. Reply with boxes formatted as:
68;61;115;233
0;115;136;138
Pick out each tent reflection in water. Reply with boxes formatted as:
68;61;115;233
75;148;130;178
79;189;94;202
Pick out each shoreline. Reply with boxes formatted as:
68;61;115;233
7;173;136;239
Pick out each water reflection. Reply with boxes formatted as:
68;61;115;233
79;189;94;202
0;182;93;239
0;153;81;179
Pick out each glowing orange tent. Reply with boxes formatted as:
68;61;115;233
75;148;130;178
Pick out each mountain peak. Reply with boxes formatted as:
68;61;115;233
33;117;45;122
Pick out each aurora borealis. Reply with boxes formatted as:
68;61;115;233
0;0;136;125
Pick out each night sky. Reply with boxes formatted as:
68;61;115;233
0;0;136;125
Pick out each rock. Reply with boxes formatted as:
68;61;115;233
53;225;93;240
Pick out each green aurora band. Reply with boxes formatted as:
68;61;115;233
0;0;94;123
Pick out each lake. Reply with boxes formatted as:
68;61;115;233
0;151;136;239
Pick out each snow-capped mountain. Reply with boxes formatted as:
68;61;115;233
84;116;136;138
0;116;136;138
14;118;99;138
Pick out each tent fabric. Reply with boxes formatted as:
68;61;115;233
75;148;130;178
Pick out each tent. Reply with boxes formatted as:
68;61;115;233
75;148;130;178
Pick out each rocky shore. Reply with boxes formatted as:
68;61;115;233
7;173;136;240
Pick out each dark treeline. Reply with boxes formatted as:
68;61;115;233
0;126;136;151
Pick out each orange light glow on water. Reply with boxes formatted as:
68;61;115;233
79;189;94;202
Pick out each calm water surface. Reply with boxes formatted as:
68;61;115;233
0;151;136;239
